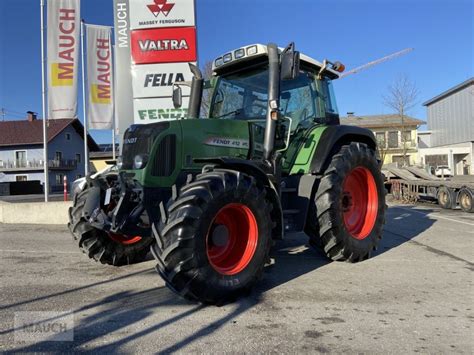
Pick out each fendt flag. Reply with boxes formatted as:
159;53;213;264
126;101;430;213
47;0;80;119
86;25;114;129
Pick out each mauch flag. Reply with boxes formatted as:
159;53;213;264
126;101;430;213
86;25;114;129
47;0;80;119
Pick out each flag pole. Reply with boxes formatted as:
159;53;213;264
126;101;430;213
81;20;89;176
40;0;49;202
112;41;116;161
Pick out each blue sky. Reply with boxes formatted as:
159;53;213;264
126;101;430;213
0;0;472;143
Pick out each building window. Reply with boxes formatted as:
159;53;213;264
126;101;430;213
15;150;27;167
75;153;81;163
376;132;386;147
56;174;64;185
16;175;28;182
55;151;63;162
66;133;71;141
402;131;412;144
388;131;399;148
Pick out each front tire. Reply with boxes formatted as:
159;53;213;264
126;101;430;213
307;142;385;262
68;184;153;266
150;168;273;304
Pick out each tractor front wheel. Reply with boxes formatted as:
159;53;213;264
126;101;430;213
151;168;272;304
68;185;153;266
307;142;385;262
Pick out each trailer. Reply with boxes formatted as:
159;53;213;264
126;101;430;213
385;166;474;213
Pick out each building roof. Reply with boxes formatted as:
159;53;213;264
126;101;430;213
340;114;425;129
423;77;474;106
0;118;100;150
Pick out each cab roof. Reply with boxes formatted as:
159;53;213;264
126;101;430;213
212;43;340;80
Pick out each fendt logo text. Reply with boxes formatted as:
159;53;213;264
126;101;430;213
147;0;174;17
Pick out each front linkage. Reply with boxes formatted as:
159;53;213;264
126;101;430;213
68;172;154;266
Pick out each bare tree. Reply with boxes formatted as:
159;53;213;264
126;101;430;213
383;74;419;165
376;133;389;166
200;60;214;118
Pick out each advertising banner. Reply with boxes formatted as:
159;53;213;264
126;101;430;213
86;25;114;129
131;62;194;98
113;0;135;135
129;0;195;30
130;27;197;64
47;0;80;119
134;97;189;123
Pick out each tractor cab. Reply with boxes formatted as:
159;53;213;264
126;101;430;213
210;44;341;127
205;43;344;166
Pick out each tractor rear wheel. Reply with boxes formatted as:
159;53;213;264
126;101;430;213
68;185;153;266
307;142;385;262
151;168;272;304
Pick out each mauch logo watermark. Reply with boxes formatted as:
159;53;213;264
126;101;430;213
14;312;74;342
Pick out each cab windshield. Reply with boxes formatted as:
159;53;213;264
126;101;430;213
210;66;338;130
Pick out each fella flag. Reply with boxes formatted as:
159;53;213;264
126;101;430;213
86;25;114;129
47;0;80;119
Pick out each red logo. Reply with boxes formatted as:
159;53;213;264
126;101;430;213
131;27;197;65
147;0;174;17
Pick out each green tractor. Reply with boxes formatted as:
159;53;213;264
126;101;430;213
69;43;385;304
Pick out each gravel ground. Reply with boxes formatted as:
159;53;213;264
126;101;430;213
0;201;472;353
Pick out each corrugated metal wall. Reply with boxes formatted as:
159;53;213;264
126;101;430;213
427;83;474;146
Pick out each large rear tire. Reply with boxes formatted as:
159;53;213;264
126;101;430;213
307;142;385;262
151;168;273;304
68;184;153;266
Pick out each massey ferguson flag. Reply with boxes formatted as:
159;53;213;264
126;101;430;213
86;25;114;129
125;0;197;123
47;0;80;119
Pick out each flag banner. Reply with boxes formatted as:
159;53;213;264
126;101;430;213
86;25;114;129
47;0;80;119
113;0;134;135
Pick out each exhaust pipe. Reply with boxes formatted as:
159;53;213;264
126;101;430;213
188;63;203;118
263;43;280;162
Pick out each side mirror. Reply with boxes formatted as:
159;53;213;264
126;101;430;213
280;42;300;81
172;85;182;109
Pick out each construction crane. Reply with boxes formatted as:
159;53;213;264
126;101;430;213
339;48;414;79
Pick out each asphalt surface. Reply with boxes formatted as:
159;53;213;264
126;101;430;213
0;201;473;353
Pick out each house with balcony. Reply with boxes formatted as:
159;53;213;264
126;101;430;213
340;113;425;165
0;112;99;193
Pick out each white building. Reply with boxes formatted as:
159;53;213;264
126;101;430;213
418;78;474;175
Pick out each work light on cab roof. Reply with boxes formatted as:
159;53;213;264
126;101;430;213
212;43;345;79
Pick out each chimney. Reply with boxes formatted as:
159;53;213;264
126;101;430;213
27;111;37;121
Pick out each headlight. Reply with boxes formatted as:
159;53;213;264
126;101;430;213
116;156;123;170
133;154;148;169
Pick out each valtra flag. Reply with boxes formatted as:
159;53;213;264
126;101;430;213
47;0;80;119
86;25;114;129
130;27;197;64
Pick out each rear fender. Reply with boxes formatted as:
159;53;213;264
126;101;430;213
310;125;377;175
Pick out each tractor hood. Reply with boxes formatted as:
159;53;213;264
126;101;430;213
121;122;170;170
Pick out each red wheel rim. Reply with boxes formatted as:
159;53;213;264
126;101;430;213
108;232;142;245
342;167;378;240
206;203;259;275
